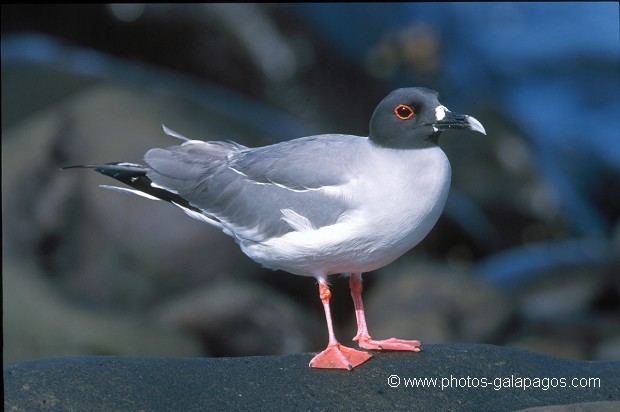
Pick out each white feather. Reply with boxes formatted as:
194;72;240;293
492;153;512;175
150;181;178;194
171;202;223;228
280;209;315;232
99;185;161;201
435;105;448;121
162;124;189;141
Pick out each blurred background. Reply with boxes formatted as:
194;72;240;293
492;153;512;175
3;3;619;365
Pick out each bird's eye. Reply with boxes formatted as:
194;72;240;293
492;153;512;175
394;104;415;120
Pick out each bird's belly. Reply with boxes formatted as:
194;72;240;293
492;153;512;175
241;220;401;277
242;200;445;277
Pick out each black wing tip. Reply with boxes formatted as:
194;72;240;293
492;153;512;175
61;164;105;172
62;162;146;171
62;162;148;182
61;164;89;170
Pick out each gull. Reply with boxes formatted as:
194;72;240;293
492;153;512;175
66;87;486;369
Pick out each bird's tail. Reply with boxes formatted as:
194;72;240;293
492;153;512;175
62;162;204;215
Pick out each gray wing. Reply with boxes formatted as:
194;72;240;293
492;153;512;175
144;134;366;242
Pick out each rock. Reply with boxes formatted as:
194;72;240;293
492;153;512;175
594;336;620;361
154;278;321;356
515;266;607;321
2;85;258;308
3;261;202;365
515;401;620;412
506;336;586;361
364;262;513;344
4;344;618;411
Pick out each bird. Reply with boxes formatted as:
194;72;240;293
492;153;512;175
65;87;486;370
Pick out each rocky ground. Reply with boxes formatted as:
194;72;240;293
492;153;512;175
5;345;619;411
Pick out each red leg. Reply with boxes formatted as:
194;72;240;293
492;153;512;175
350;273;421;351
309;279;372;370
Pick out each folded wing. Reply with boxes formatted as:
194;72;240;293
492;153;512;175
144;135;365;243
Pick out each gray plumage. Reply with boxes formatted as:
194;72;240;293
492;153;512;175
144;135;365;243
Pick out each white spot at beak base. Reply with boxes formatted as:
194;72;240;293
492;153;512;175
435;105;448;121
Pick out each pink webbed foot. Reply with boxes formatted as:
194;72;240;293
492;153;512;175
309;343;372;370
355;335;422;352
349;274;422;353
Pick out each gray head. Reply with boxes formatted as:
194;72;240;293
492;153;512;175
369;87;486;149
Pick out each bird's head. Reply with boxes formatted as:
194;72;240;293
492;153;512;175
369;87;486;149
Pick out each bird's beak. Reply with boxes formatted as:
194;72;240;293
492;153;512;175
433;109;486;135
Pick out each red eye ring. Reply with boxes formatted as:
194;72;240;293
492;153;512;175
394;104;414;120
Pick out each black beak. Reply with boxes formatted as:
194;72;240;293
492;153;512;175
434;111;486;135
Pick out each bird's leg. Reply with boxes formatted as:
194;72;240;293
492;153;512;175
350;273;421;351
309;278;372;370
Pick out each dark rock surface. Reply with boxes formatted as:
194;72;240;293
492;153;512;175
5;344;619;411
